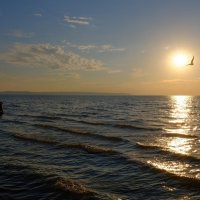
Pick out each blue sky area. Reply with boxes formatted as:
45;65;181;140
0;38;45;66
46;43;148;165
1;0;200;95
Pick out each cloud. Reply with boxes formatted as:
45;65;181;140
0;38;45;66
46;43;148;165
66;42;125;53
98;45;125;53
64;16;92;25
0;43;104;71
33;13;42;17
164;46;170;51
58;72;81;80
107;69;121;74
161;79;198;83
7;30;35;38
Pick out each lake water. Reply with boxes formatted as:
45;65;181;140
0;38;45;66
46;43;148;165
0;95;199;200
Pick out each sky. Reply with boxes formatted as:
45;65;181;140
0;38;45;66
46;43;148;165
1;0;200;95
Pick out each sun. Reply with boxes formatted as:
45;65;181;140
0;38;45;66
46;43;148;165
172;53;188;68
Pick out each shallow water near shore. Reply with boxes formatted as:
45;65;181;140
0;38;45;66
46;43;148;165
0;95;200;200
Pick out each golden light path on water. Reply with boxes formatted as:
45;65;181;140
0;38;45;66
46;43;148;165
168;137;193;155
167;96;193;155
148;96;200;183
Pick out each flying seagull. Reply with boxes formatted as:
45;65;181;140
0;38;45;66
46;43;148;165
187;56;194;66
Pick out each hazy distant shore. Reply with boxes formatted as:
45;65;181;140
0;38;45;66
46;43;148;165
0;91;130;96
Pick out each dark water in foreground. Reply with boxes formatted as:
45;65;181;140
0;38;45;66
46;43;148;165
0;95;200;200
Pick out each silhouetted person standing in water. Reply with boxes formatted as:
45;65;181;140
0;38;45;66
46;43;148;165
0;102;3;115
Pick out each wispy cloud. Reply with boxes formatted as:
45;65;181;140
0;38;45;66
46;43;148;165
0;43;104;72
66;42;125;53
33;13;42;17
161;79;198;83
98;45;125;53
64;16;92;25
7;30;35;38
57;71;81;80
107;69;121;74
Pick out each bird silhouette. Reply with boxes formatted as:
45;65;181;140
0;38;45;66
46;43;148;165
187;56;194;66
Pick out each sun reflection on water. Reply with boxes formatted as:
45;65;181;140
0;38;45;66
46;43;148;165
167;96;193;155
148;96;197;178
169;96;191;125
141;96;200;184
168;137;192;155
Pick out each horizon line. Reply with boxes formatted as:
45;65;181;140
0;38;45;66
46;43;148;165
0;91;199;96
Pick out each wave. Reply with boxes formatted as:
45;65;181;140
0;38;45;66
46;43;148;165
162;133;198;139
55;177;97;198
60;143;118;155
78;120;107;126
35;115;62;121
17;114;62;121
19;114;161;133
0;159;96;199
35;124;123;142
136;142;160;150
147;160;200;186
13;132;58;145
122;151;200;187
18;114;104;125
1;119;27;125
77;120;162;132
10;131;118;156
55;177;122;200
76;120;162;132
115;124;162;131
136;142;200;162
0;159;122;200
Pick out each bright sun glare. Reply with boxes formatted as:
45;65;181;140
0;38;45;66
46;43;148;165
172;54;188;68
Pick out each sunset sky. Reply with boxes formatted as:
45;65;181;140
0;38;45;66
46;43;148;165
1;0;200;95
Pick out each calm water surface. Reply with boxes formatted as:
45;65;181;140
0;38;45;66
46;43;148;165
0;95;199;200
